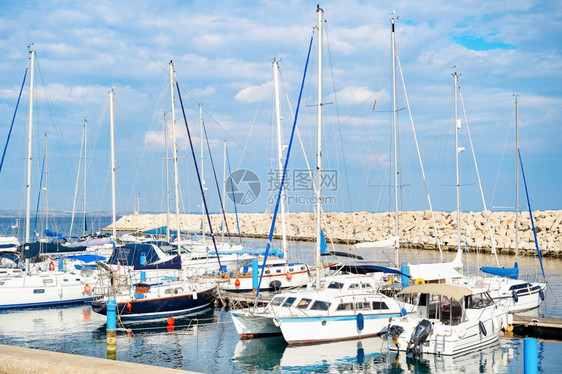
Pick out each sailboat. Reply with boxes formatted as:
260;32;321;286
471;96;546;313
0;49;97;309
91;83;217;322
232;6;406;343
205;59;313;292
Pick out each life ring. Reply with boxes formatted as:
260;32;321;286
479;321;487;336
539;289;545;301
48;262;55;271
414;278;425;285
512;290;519;303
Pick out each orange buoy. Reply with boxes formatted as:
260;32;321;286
126;302;132;311
286;273;292;281
48;262;55;271
167;324;175;332
167;316;175;326
84;284;91;293
234;279;241;287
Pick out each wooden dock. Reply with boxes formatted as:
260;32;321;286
513;315;562;340
215;290;274;309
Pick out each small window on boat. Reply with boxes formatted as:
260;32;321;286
33;289;45;294
282;297;297;307
0;281;4;285
310;300;330;311
509;283;531;291
297;298;312;309
265;270;270;275
271;296;285;306
349;283;360;289
355;301;371;310
42;279;54;285
276;269;281;274
372;301;389;310
300;266;306;271
327;282;344;289
468;293;493;309
361;283;373;290
336;302;353;311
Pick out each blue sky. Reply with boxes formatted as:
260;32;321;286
0;0;560;217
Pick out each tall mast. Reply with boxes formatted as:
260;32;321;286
453;72;462;253
109;89;117;242
83;119;87;233
164;112;171;242
25;49;35;244
515;96;519;260
199;104;206;238
222;140;227;242
44;133;48;231
391;16;399;266
70;120;86;237
314;5;324;284
273;58;288;254
169;61;181;255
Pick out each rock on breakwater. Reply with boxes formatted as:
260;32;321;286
107;210;562;257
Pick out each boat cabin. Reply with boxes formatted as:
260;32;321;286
398;284;495;326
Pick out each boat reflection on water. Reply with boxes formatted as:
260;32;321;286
388;340;515;374
233;336;390;372
0;304;105;337
232;336;285;370
232;333;516;373
280;337;389;372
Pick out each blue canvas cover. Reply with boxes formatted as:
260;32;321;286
106;243;162;266
481;262;519;279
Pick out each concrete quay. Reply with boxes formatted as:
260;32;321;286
108;210;562;257
0;344;199;374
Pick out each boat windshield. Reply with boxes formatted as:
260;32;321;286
466;292;494;309
310;300;330;310
271;296;285;306
327;282;344;289
282;297;297;307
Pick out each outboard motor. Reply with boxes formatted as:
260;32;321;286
406;319;432;357
387;325;405;348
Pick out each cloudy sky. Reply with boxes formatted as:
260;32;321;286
0;0;560;220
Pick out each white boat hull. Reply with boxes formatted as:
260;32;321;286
389;313;502;356
231;308;280;338
0;271;96;309
279;311;400;345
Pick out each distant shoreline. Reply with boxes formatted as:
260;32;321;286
106;210;562;258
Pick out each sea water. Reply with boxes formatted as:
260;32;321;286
0;215;560;373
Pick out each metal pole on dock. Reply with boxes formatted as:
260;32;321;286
140;254;146;282
524;337;538;374
106;299;117;360
252;259;258;292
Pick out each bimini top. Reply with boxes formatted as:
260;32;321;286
397;284;473;301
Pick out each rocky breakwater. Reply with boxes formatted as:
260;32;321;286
109;210;562;257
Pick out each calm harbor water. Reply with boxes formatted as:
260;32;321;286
0;216;560;373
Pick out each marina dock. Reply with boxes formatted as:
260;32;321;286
0;344;202;374
215;290;274;309
513;315;562;340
